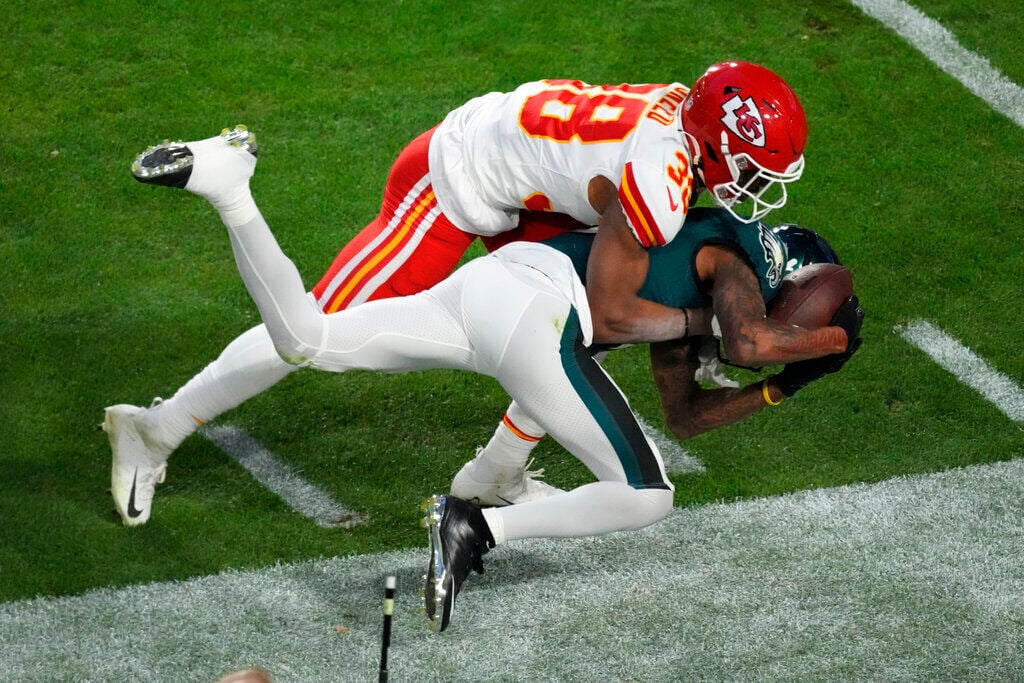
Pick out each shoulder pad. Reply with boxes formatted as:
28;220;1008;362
617;147;692;248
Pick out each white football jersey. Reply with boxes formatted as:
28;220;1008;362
428;79;694;247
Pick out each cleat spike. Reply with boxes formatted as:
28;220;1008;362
130;125;255;189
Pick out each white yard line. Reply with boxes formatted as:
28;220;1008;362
201;424;362;528
861;3;1024;419
897;320;1024;422
850;0;1024;127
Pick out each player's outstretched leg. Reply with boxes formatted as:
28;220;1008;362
422;494;495;632
103;402;172;526
131;125;258;227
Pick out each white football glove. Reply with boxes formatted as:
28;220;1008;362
694;336;739;388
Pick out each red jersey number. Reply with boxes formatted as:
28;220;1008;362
518;81;653;144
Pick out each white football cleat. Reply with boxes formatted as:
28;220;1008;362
450;456;564;507
131;124;257;202
103;402;172;526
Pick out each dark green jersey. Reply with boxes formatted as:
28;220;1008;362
541;207;788;309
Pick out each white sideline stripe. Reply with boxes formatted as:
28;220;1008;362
634;413;705;473
200;424;362;528
850;0;1024;128
896;320;1024;422
4;457;1023;680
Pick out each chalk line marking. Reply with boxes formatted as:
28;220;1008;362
5;456;1023;681
850;0;1024;127
201;424;362;528
896;320;1024;422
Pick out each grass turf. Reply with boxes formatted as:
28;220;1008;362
2;0;1022;617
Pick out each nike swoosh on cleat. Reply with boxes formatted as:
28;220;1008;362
126;469;144;518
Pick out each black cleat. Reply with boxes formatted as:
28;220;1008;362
422;494;495;632
130;125;257;188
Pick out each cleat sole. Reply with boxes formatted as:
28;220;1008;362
130;124;256;188
422;494;448;632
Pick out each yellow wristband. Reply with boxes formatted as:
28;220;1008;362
762;380;782;406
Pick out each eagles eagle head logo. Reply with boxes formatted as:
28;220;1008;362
757;222;786;288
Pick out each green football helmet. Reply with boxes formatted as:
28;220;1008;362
771;223;840;273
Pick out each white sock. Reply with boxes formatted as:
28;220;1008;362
473;402;545;478
184;135;258;228
147;324;296;449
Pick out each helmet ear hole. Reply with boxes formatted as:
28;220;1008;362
703;142;719;164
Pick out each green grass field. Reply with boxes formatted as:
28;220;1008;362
2;1;1022;680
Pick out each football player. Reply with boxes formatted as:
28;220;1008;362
122;129;860;632
449;214;854;505
105;61;809;526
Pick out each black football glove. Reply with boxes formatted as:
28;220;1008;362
831;294;864;353
774;337;862;396
775;296;865;397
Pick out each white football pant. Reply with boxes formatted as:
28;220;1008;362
225;212;674;542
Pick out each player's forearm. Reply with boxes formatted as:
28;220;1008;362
666;383;771;439
708;245;848;366
652;340;767;439
592;300;709;344
720;318;848;367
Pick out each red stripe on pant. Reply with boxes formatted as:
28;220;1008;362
311;126;475;312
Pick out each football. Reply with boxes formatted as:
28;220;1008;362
767;263;854;328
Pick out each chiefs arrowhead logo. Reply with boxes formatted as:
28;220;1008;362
720;94;766;147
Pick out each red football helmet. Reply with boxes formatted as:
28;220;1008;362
681;61;807;223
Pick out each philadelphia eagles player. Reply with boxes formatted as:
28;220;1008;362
434;210;861;632
122;128;862;633
450;209;854;506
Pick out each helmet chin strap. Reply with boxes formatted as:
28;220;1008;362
710;131;804;224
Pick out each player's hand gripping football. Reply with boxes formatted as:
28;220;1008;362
774;295;864;397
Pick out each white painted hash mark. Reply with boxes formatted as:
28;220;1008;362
634;413;705;474
896;320;1024;422
200;424;362;527
850;0;1024;128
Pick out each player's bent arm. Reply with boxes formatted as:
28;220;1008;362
698;245;848;367
650;338;774;439
585;178;692;344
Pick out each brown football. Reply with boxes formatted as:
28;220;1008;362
767;263;854;328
